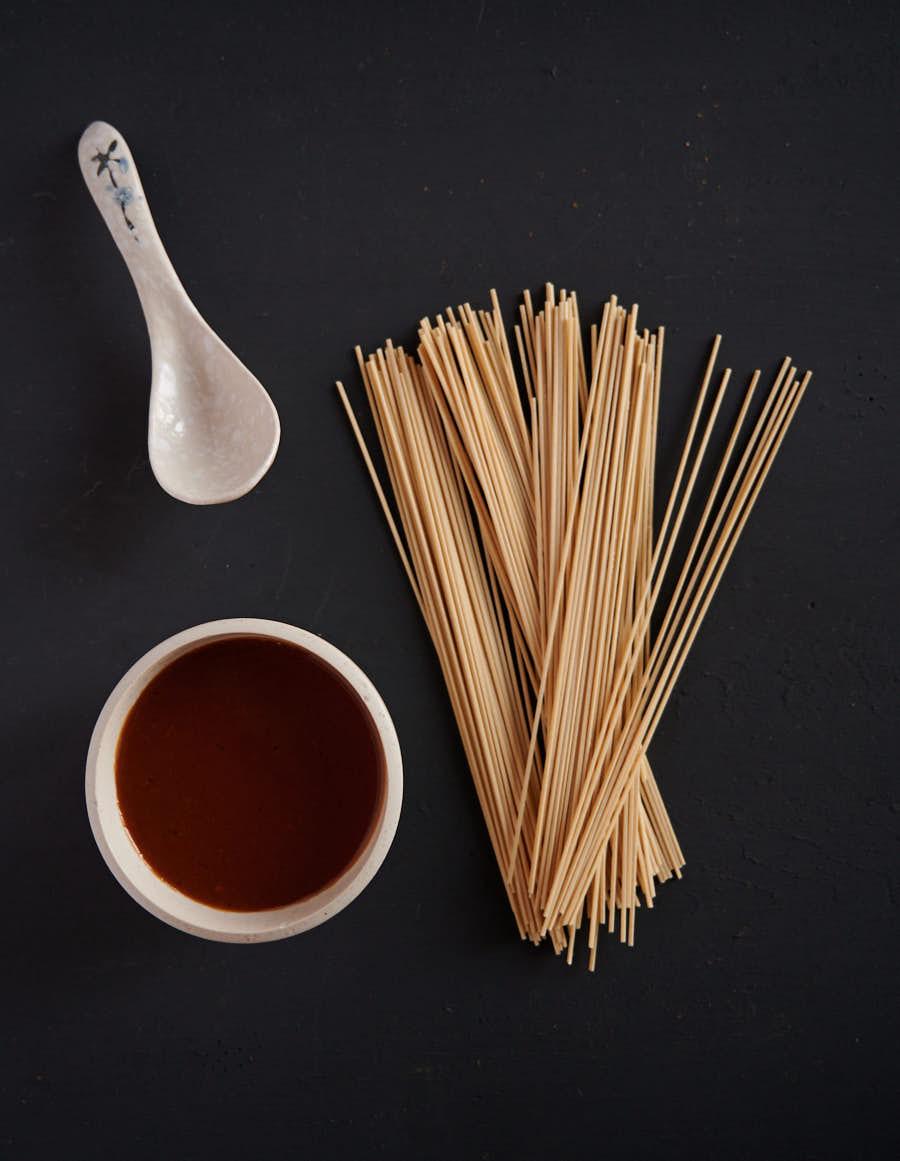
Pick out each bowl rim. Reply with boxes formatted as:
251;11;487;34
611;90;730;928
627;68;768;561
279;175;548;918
85;617;402;942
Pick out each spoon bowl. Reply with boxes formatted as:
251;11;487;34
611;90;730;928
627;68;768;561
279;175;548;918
78;121;280;505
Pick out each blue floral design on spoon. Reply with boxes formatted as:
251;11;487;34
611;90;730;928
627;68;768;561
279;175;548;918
91;139;135;233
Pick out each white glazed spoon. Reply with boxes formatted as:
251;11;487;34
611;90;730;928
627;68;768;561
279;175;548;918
77;120;280;505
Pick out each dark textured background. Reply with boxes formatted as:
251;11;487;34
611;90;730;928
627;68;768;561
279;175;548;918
2;1;897;1158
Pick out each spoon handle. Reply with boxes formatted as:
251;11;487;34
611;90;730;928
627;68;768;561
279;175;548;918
77;121;185;309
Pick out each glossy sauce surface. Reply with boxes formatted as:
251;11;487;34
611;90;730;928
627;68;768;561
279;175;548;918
115;636;386;911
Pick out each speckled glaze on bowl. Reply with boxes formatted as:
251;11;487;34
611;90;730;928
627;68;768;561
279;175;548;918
85;619;402;942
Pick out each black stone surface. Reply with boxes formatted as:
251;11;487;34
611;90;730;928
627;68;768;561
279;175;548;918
2;2;897;1158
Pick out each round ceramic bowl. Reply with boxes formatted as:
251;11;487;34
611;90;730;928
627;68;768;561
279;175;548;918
85;618;402;942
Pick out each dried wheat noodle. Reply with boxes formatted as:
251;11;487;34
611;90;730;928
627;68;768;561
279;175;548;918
336;284;810;967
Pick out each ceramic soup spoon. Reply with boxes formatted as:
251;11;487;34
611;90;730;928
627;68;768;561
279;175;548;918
77;120;280;505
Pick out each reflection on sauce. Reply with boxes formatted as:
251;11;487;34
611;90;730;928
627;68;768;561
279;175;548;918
115;636;386;911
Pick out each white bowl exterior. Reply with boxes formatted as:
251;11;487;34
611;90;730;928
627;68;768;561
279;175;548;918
85;619;402;942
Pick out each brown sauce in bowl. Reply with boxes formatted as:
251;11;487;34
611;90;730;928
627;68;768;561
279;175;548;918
115;635;386;911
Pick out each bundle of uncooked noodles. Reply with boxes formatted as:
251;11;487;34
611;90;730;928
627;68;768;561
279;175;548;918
337;285;810;968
